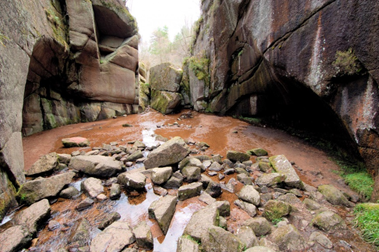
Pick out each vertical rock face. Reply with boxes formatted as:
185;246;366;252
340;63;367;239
0;0;138;220
191;0;379;200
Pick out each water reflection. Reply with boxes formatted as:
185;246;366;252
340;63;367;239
153;203;203;252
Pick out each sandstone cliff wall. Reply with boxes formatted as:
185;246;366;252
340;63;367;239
189;0;379;200
0;0;138;220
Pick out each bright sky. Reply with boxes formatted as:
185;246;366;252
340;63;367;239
126;0;201;44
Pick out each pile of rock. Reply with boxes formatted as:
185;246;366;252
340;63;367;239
0;135;364;251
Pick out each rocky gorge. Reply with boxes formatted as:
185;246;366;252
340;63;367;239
1;111;377;251
1;0;379;251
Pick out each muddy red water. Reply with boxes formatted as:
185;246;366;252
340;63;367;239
21;109;375;251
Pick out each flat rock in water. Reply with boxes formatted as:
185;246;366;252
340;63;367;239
18;172;75;205
110;183;121;200
26;152;58;176
98;212;121;230
144;137;190;169
148;195;177;234
69;155;122;178
269;155;304;189
178;182;203;201
62;137;90;147
81;177;104;198
0;225;31;252
68;218;91;247
60;186;80;199
117;171;146;189
76;198;94;211
90;221;135;252
13;199;51;234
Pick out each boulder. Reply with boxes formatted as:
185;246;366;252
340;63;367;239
310;231;333;249
76;198;94;211
247;148;268;157
62;137;90;147
234;199;257;217
13;199;50;234
133;221;153;249
236;226;258;249
208;161;222;171
148;195;177;234
205;181;222;198
125;150;144;162
150;90;182;114
311;210;347;232
258;161;272;173
318;184;353;207
81;177;104;198
269;224;307;251
144;137;190;169
18;171;75;205
243;217;272;237
182;166;201;182
151;167;173;185
184;202;224;241
226;151;251;162
68;218;91;247
164;171;183;188
110;183;121;200
256;173;286;187
303;198;322;211
90;221;135;252
269;155;304;189
69;155;122;178
263;200;291;221
57;153;71;165
59;186;80;199
201;226;244;252
0;225;31;252
177;235;200;252
150;63;183;92
99;212;121;230
25;152;58;176
117;171;146;189
237;185;261;206
178;182;203;201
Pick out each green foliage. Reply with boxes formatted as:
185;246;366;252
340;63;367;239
238;116;262;125
354;203;379;247
271;217;283;225
333;48;363;76
345;172;374;200
122;123;133;127
188;55;210;81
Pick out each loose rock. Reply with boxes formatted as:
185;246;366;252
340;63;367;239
25;152;58;176
148;195;177;234
178;182;203;201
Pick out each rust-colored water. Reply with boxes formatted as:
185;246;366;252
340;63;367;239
21;109;374;251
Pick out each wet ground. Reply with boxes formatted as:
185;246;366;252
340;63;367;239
19;109;376;251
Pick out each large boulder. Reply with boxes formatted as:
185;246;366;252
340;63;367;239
311;210;347;232
144;137;190;169
18;171;75;205
149;63;183;114
90;221;135;252
69;155;122;178
148;195;177;234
